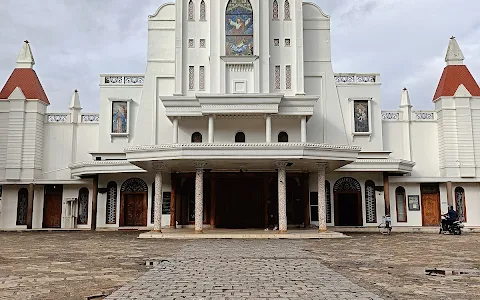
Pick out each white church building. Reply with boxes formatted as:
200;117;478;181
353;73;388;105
1;0;479;232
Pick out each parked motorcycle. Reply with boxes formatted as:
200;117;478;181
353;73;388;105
439;215;464;235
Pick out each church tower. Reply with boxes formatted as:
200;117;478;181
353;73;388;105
0;41;49;181
434;37;480;177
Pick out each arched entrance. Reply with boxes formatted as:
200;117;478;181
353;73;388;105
120;178;148;227
334;177;362;226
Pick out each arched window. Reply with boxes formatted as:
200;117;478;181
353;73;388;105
191;132;203;143
77;188;89;225
278;131;288;142
188;0;194;20
365;180;377;223
121;178;148;193
455;187;466;222
235;131;246;143
200;0;206;20
16;188;28;225
106;181;117;224
395;186;407;222
225;0;253;56
284;0;291;20
273;0;279;20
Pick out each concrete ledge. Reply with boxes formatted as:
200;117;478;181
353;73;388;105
332;226;480;233
138;229;349;239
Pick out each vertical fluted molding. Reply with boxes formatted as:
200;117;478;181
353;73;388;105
317;163;327;232
277;162;288;233
208;115;214;143
194;162;207;233
266;115;272;143
301;116;307;143
172;118;179;144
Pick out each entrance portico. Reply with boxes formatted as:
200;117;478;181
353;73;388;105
125;143;361;233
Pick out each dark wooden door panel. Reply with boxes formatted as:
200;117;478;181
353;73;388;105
43;195;62;228
422;193;440;226
124;194;147;227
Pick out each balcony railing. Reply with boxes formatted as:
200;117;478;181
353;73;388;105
46;113;100;123
100;74;145;86
334;73;378;84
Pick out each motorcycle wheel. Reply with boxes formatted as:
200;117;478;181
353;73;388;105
454;228;462;235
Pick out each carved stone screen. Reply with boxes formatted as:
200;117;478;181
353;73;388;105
365;180;377;223
354;100;369;133
455;187;466;222
225;0;253;56
106;181;117;224
112;101;128;134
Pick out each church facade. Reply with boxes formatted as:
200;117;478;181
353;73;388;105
1;0;479;231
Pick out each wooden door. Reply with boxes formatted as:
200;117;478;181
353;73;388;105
124;194;146;226
422;193;440;226
43;194;62;228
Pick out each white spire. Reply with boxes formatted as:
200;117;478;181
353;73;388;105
400;87;412;107
69;89;82;110
445;36;464;66
16;40;35;69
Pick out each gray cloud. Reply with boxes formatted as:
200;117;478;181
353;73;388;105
0;0;479;112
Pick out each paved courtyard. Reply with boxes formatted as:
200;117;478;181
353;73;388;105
0;231;479;299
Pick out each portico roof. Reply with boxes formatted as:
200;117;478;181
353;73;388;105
124;143;361;172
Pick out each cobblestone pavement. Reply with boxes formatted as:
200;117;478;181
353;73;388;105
1;232;479;300
106;240;383;300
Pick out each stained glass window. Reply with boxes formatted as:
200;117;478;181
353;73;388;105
273;0;279;20
16;188;28;225
200;0;206;20
365;180;377;223
112;101;128;134
284;0;291;20
455;187;466;222
285;65;291;90
275;65;280;90
189;66;194;90
396;187;407;222
225;0;253;56
199;66;205;90
106;181;117;224
77;188;89;225
188;0;194;20
354;100;369;133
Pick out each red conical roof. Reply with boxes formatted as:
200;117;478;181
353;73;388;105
0;68;49;104
433;65;480;102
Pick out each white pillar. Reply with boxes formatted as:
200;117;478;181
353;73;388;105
173;118;179;144
194;162;207;233
301;116;307;143
266;115;272;143
208;115;214;143
276;162;288;233
152;162;166;232
317;163;327;232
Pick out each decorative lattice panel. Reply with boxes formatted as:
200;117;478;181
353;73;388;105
199;66;205;90
325;181;331;223
200;0;206;20
334;177;361;192
365;181;377;223
455;188;466;222
286;65;292;89
106;182;117;224
121;178;148;192
284;0;290;20
188;0;194;20
189;66;195;90
275;66;281;90
16;188;28;225
77;188;89;225
273;0;279;20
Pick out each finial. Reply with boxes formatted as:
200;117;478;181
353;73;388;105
16;41;35;68
445;36;464;66
24;40;29;44
74;89;78;93
450;36;455;40
403;87;407;91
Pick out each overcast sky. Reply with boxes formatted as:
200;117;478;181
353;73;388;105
1;0;479;112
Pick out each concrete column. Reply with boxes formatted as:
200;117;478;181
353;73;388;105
91;175;98;231
446;181;453;207
317;163;327;232
26;183;35;229
383;172;391;216
301;116;307;143
276;162;288;233
153;162;166;232
172;118;179;144
208;115;214;143
194;162;207;233
266;115;272;143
